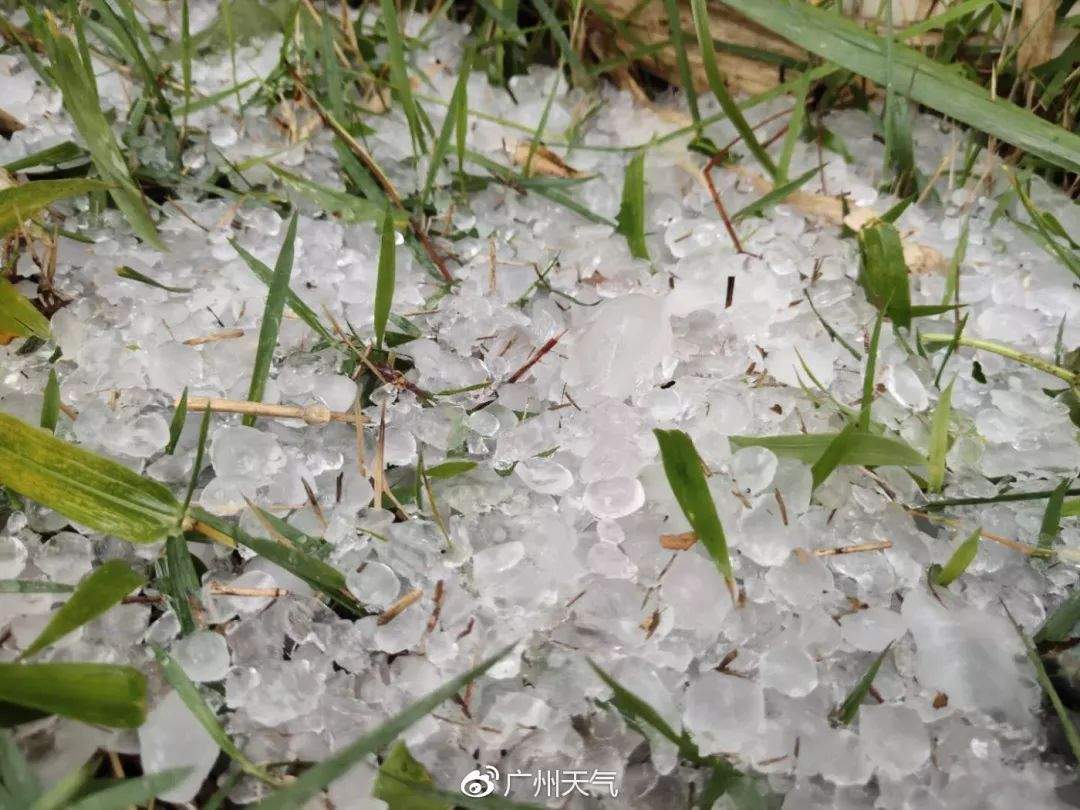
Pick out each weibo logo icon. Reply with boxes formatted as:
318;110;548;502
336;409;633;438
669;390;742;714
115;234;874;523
459;765;500;797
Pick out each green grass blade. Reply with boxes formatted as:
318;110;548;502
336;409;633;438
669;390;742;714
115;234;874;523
181;407;210;516
180;0;192;130
1006;607;1080;765
421;50;471;205
858;310;884;432
151;644;275;782
722;0;1080;175
374;205;397;349
689;0;775;176
654;429;733;589
0;580;74;594
230;239;337;345
116;265;192;294
926;378;954;493
0;413;182;543
0;178;108;239
0;279;50;341
20;560;144;660
161;534;200;636
882;1;917;197
1011;172;1080;280
268;164;389;225
40;369;59;433
244;212;298;426
1038;478;1071;551
831;644;891;725
39;21;162;248
730;431;925;468
732;166;818;222
1036;589;1080;645
373;742;447;810
858;221;911;328
0;732;41;806
931;526;981;587
2;141;85;173
775;74;810;183
253;645;514;809
0;662;146;728
64;769;192;810
166;388;188;455
425;461;478;479
380;0;427;152
617;152;649;260
810;420;859;491
660;0;701;126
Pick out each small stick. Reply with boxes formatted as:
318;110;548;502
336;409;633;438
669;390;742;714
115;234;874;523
184;329;245;346
813;539;892;557
180;396;365;426
701;152;746;254
507;330;565;384
377;587;422;625
208;582;289;598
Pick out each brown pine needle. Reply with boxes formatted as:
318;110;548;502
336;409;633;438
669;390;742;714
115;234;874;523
377;587;422;625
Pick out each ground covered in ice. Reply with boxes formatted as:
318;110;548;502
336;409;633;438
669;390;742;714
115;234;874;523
2;4;1080;809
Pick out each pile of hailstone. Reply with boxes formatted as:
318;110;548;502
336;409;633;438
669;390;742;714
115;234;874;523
2;3;1079;808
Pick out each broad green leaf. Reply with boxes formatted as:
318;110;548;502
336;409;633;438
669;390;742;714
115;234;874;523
375;206;396;349
268;165;388;225
65;769;191;810
244;212;297;426
40;368;59;433
831;645;891;725
927;379;954;492
253;644;514;809
39;23;162;248
0;662;146;728
0;413;182;543
20;560;144;659
373;742;449;810
689;0;775;177
810;421;858;491
0;279;50;340
730;431;926;469
858;221;911;328
1036;589;1080;645
0;178;107;238
722;0;1080;175
653;429;732;588
151;644;273;781
1038;478;1072;551
617;152;648;260
930;526;981;587
424;461;478;479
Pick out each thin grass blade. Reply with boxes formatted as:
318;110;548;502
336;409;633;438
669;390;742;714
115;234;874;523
931;526;981;587
64;769;192;810
374;205;396;349
926;378;954;492
166;388;188;455
730;431;925;468
810;421;859;491
0;662;146;728
1038;478;1071;551
617;152;649;260
0;178;108;238
831;644;891;725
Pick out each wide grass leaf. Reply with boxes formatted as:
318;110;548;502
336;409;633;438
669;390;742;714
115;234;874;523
244;212;297;426
722;0;1080;175
858;221;911;328
374;206;396;349
0;662;146;728
0;279;50;340
253;644;514;809
39;22;162;248
0;413;182;543
654;429;732;588
0;178;107;238
930;526;981;587
0;732;40;806
151;643;273;781
617;152;649;260
21;560;144;660
730;431;925;468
